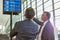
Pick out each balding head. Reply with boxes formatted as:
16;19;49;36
24;7;35;19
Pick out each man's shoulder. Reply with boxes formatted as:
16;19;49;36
46;21;53;27
32;22;38;28
15;21;23;24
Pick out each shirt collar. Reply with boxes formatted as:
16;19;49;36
44;20;49;25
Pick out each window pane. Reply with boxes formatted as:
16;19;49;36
54;2;60;9
24;1;26;9
50;11;54;25
37;10;43;18
28;0;30;5
37;0;42;7
54;0;60;31
31;0;34;2
37;5;43;12
44;0;52;8
32;1;35;9
44;0;49;2
55;9;60;16
54;0;60;3
55;17;60;30
44;5;52;12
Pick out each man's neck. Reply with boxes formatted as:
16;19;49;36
44;19;49;22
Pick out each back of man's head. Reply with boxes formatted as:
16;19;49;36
25;7;35;19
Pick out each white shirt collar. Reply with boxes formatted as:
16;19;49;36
43;20;49;25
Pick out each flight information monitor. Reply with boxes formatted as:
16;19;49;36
3;0;21;15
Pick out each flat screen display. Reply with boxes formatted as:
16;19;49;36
3;0;21;15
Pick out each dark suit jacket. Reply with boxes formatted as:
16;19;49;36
10;19;38;40
33;18;54;40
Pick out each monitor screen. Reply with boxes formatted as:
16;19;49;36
3;0;21;15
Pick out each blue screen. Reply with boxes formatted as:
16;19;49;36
4;0;21;12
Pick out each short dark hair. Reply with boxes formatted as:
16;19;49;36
25;7;35;19
44;11;51;19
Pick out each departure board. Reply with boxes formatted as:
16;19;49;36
3;0;21;15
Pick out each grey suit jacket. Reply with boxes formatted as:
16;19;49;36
10;19;38;40
33;18;54;40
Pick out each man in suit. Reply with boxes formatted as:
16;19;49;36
10;7;38;40
33;11;54;40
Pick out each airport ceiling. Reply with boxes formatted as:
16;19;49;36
0;0;26;26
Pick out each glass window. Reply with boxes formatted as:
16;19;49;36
37;10;43;18
24;1;26;9
55;9;60;31
27;0;30;6
54;2;60;9
55;17;60;31
54;0;60;3
37;5;43;19
21;4;23;11
55;9;60;16
54;0;60;32
31;0;34;2
27;0;30;8
37;0;42;7
50;11;54;25
21;3;24;20
44;0;52;8
44;0;49;2
37;5;43;12
37;0;40;2
32;1;35;6
32;1;35;7
44;5;52;12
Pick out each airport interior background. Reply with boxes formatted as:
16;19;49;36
0;0;60;40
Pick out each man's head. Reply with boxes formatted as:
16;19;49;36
24;7;35;19
41;11;51;22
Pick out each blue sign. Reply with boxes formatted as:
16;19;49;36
3;0;21;12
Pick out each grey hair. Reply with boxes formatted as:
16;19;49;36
44;11;51;19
